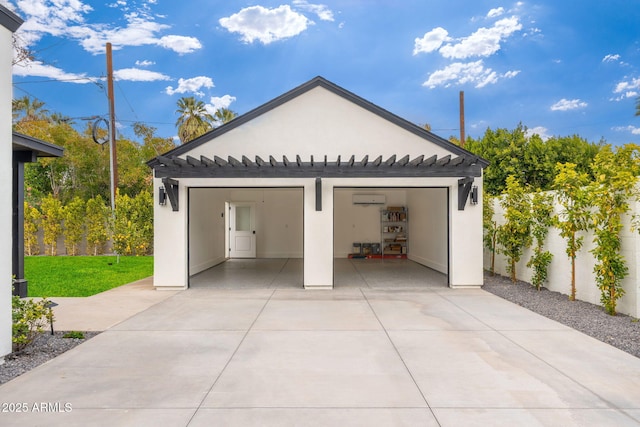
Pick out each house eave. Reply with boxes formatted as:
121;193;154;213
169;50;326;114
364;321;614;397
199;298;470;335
0;4;23;33
12;132;64;158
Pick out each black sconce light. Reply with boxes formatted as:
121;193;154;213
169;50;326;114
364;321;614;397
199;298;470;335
159;187;167;206
470;186;478;205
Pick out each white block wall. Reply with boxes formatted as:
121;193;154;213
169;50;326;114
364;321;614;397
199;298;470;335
486;197;640;317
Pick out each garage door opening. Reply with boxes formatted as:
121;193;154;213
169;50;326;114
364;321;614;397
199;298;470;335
333;187;449;288
188;187;304;289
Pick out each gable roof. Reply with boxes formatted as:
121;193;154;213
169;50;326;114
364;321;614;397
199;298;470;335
148;76;488;170
0;4;23;33
13;132;64;158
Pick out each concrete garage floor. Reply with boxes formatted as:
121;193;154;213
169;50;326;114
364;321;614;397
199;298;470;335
190;258;448;289
1;267;640;426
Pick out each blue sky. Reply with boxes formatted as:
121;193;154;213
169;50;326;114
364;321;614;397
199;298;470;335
4;0;640;146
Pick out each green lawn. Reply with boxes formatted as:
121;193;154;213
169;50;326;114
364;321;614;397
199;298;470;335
24;256;154;297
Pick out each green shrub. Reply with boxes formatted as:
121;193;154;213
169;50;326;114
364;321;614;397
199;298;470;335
12;292;54;352
63;331;85;339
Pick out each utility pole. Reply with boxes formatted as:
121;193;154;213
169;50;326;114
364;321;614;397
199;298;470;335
459;90;466;148
106;42;118;211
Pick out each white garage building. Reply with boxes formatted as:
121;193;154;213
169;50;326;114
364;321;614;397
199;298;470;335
148;77;487;290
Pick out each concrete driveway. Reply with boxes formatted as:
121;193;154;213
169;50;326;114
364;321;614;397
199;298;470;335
1;285;640;426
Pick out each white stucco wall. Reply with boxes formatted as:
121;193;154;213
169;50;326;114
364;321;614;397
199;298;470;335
189;188;227;275
183;86;452;162
229;188;303;258
188;187;304;277
406;188;448;274
487;196;640;317
1;17;15;360
333;188;406;257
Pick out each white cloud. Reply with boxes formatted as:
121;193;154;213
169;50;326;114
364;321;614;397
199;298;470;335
165;76;214;96
135;59;155;67
114;67;170;81
219;5;312;44
12;58;94;83
611;77;640;101
157;35;202;54
438;16;522;59
205;95;237;116
292;0;334;21
550;98;588;111
8;0;202;57
487;7;505;18
423;60;519;89
602;54;620;63
423;60;495;89
613;126;640;135
413;27;449;55
525;126;551;141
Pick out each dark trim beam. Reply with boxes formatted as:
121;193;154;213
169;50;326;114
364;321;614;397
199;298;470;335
162;177;179;211
458;177;474;210
153;154;483;179
315;177;322;211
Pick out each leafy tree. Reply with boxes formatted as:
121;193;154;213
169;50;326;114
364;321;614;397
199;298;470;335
112;190;153;256
175;97;214;143
553;163;592;300
85;195;110;256
482;192;498;275
588;144;640;315
497;175;533;282
465;124;529;195
526;191;554;290
465;125;600;195
23;202;41;256
116;137;153;197
63;197;85;256
40;194;64;256
133;122;176;160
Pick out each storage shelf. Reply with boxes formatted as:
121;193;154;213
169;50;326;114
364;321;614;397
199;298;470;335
381;207;408;257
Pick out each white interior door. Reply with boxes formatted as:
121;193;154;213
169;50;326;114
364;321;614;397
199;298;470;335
229;202;256;258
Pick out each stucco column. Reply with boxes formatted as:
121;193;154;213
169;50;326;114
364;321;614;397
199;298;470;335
1;7;22;360
153;178;189;290
303;178;333;289
448;180;484;288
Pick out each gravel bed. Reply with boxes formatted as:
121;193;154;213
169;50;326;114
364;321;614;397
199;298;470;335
0;331;99;385
483;272;640;358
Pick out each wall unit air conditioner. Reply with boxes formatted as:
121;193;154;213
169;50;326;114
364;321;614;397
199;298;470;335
352;194;386;205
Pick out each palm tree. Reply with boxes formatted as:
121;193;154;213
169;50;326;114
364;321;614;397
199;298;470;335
175;97;214;143
214;107;238;126
50;113;74;125
12;96;49;122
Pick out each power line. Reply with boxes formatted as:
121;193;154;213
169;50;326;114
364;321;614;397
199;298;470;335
115;80;139;121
